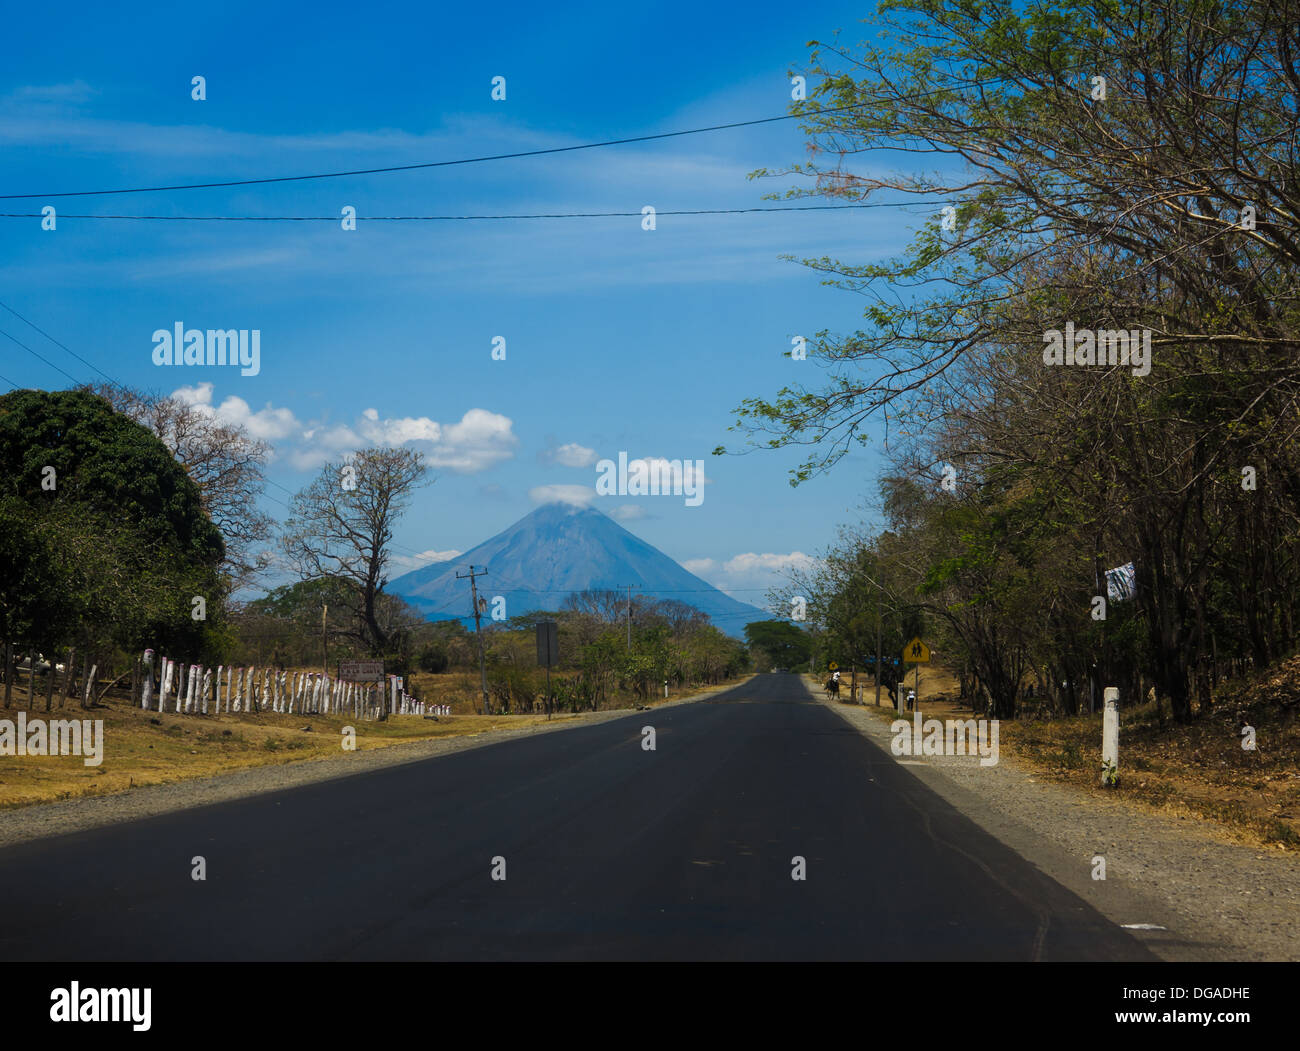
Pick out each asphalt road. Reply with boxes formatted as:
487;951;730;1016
0;673;1154;961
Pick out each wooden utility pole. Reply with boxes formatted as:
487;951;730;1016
620;584;641;649
458;566;490;714
874;615;882;706
322;604;329;679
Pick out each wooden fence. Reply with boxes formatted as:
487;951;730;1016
136;650;438;720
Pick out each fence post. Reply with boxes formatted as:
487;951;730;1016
1102;686;1120;786
141;650;155;710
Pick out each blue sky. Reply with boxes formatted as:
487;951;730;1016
0;0;923;611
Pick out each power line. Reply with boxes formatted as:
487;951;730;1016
0;200;941;223
0;63;1101;202
0;326;84;387
0;108;860;201
0;300;120;386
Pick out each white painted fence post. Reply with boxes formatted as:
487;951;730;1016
1102;686;1120;786
158;658;171;713
141;650;155;710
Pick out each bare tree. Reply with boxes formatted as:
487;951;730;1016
87;383;274;590
282;447;430;655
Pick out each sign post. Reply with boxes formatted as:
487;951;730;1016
901;637;931;714
338;660;384;682
338;660;385;721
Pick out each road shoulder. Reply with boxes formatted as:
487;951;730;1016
807;676;1300;962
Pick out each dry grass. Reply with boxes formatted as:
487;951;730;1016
833;660;1300;853
1000;674;1300;852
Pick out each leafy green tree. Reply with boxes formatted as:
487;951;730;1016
0;389;226;669
744;620;811;670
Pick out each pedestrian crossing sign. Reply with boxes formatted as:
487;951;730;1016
902;638;931;663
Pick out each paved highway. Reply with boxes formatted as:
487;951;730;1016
0;673;1154;960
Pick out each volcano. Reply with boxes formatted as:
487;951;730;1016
388;503;768;637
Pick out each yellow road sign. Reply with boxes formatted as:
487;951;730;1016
828;662;839;671
902;637;931;663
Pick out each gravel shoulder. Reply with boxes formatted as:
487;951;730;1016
810;677;1300;962
0;687;724;850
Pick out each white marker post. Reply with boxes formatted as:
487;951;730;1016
1102;686;1120;786
141;650;155;710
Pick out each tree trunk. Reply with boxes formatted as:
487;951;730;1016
63;646;77;704
2;641;11;708
84;664;98;708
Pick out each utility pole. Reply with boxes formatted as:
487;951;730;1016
457;566;489;715
875;613;882;707
322;604;328;680
620;584;641;649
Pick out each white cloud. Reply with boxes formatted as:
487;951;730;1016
171;382;301;441
285;423;362;470
423;409;518;473
541;441;598;468
609;504;649;522
529;484;596;507
357;411;441;445
722;552;817;576
390;548;462;573
174;388;519;474
683;551;820;597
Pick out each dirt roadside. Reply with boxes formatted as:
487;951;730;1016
809;675;1300;961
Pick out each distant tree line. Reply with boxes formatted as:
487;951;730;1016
459;591;750;714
